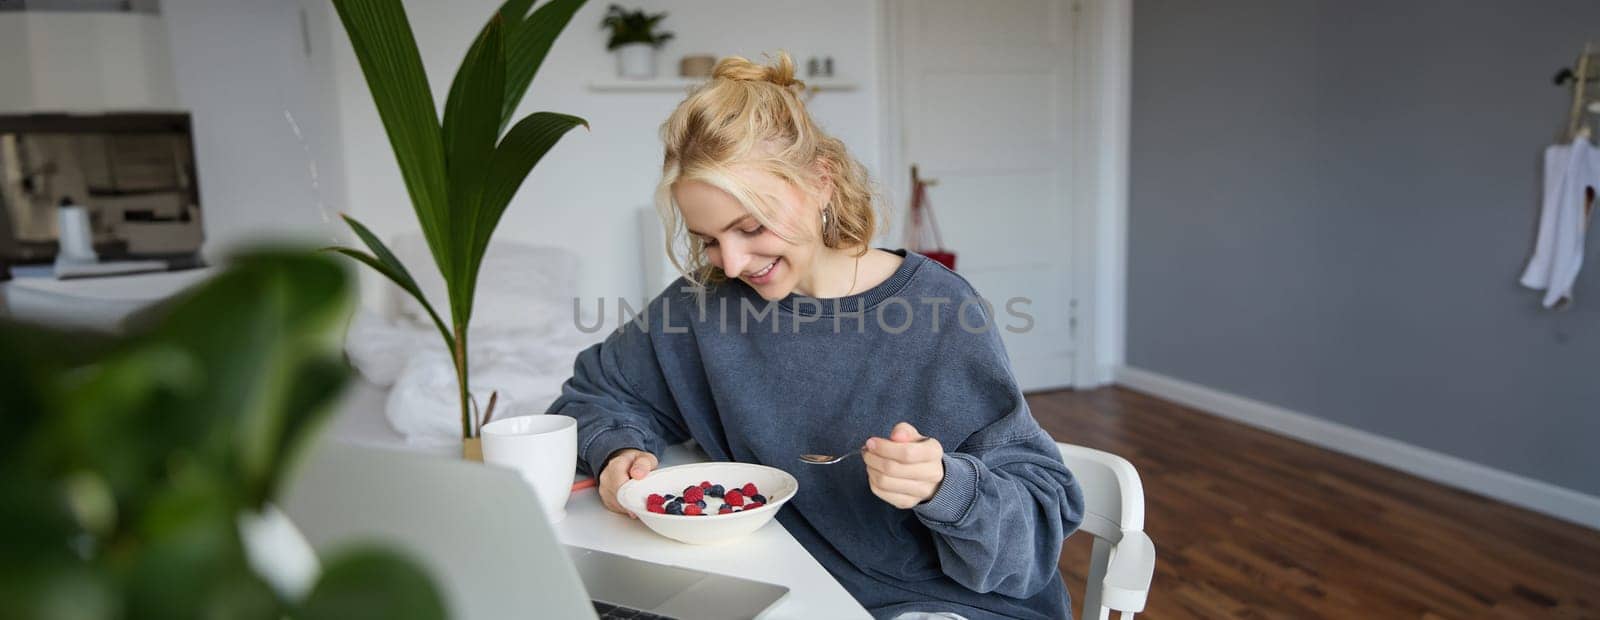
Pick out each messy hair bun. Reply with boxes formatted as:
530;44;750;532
711;52;804;90
655;51;879;286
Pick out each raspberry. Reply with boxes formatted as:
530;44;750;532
648;480;766;515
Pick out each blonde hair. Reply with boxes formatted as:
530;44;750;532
655;51;879;286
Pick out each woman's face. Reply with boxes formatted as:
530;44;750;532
674;167;823;301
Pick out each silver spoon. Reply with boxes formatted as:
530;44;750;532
798;437;933;465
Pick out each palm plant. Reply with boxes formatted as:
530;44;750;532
329;0;588;443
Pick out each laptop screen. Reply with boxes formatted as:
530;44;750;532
0;112;203;265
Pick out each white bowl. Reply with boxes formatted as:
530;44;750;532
617;462;798;545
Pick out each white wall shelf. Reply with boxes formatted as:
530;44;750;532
587;78;859;93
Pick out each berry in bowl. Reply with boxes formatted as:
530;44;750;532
617;462;797;545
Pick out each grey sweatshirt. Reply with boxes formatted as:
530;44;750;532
549;250;1084;620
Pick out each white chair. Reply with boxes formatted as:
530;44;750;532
1057;442;1156;620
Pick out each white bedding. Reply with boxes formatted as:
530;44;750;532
343;237;603;446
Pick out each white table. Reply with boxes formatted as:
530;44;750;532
1;267;216;332
330;380;870;619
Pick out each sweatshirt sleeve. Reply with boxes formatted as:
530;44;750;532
546;308;692;477
910;301;1086;599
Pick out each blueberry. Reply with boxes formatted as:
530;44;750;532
751;494;767;504
664;494;676;501
696;499;707;508
665;503;684;515
708;484;725;498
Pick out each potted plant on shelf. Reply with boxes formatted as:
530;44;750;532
328;0;588;459
602;4;674;79
0;250;446;619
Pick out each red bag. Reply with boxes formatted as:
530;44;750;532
905;165;956;270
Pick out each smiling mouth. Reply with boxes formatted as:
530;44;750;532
747;259;778;278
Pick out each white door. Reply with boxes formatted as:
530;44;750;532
886;0;1079;391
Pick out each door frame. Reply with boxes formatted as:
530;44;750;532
877;0;1131;389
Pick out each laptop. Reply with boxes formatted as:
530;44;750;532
280;441;790;619
0;113;206;267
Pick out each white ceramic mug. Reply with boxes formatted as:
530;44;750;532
480;415;578;523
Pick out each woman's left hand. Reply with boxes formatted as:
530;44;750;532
863;422;946;509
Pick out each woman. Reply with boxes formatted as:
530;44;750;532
550;52;1084;620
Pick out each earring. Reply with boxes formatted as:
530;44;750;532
821;205;837;244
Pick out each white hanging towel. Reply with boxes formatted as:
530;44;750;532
1520;138;1599;308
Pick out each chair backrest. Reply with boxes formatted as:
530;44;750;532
1057;442;1148;620
1056;443;1144;541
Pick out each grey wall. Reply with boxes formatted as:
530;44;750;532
1128;0;1600;496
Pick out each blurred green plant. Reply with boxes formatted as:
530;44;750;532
0;250;445;619
328;0;588;442
600;4;673;51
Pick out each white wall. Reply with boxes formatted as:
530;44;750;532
162;0;347;263
0;12;178;113
323;0;883;306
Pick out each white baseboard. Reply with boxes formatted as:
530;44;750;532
1114;366;1600;531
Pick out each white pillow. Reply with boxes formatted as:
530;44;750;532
388;234;579;334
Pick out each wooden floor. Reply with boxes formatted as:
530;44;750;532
1028;387;1600;619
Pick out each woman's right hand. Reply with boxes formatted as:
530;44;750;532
600;448;658;518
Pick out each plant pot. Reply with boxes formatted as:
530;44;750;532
615;42;656;79
462;437;483;462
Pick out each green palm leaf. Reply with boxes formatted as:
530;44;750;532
465;112;588;286
331;0;450;271
494;0;539;30
501;0;587;131
327;214;453;351
442;16;507;322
